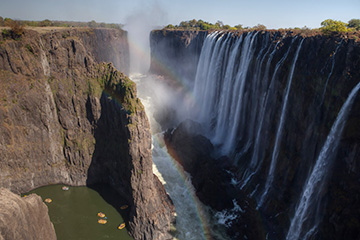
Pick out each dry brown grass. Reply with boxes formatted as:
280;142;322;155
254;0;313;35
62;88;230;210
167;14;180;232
0;26;90;34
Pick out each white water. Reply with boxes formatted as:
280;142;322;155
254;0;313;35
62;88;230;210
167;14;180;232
286;81;360;240
258;38;304;208
193;32;262;155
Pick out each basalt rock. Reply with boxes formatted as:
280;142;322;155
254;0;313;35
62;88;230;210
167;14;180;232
0;188;56;240
0;28;174;240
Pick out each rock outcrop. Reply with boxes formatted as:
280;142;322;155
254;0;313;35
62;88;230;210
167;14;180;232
0;188;56;240
0;28;174;240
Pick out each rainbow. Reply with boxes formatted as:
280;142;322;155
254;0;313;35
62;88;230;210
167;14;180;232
152;134;213;240
127;32;198;111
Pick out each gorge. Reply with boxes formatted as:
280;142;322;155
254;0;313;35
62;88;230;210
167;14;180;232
0;24;359;240
151;30;360;240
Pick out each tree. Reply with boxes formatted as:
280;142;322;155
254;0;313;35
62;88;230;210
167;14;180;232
0;16;4;26
215;20;224;29
234;24;243;30
321;19;348;34
348;19;360;30
165;24;175;29
189;19;197;28
253;24;267;30
88;20;97;28
40;19;52;27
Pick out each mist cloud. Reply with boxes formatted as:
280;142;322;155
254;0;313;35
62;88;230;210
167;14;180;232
125;1;168;74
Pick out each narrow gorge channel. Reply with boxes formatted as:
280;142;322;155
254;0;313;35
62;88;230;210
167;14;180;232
132;73;232;240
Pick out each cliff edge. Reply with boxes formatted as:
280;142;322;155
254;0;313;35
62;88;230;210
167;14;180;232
0;28;174;239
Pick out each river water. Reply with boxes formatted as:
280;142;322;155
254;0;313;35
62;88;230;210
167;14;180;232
26;184;133;240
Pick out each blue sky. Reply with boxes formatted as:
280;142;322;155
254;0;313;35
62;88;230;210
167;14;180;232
0;0;359;29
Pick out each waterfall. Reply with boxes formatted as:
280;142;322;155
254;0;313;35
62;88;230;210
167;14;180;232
213;35;244;144
221;31;259;154
239;40;281;189
319;40;343;105
193;31;262;154
193;32;224;125
258;38;304;208
286;81;360;240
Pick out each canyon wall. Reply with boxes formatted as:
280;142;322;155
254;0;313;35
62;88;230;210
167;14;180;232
151;30;360;240
0;28;174;240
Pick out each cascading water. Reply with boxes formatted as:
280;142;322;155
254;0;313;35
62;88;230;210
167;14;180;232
149;27;360;240
286;81;360;240
319;40;343;105
257;38;304;208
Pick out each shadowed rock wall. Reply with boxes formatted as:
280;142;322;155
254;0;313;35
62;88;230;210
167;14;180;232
0;28;174;240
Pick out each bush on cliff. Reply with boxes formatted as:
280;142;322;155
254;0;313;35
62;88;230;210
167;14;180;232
4;19;24;39
348;19;360;30
321;19;348;35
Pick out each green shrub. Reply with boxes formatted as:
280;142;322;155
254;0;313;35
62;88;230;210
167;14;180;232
39;19;52;27
25;44;34;54
2;29;11;39
321;19;348;35
348;19;360;30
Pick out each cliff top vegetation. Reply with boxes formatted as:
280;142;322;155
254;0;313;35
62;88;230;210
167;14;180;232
161;18;360;41
0;17;123;30
163;18;360;32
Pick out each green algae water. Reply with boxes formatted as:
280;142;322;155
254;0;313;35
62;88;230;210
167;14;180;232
26;184;133;240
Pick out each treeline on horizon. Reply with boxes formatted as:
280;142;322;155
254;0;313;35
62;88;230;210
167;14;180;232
164;19;360;34
0;17;123;30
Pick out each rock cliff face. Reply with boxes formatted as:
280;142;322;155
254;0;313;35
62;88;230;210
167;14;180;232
0;28;174;240
0;188;56;240
151;30;360;239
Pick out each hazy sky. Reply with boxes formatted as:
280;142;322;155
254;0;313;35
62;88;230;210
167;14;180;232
0;0;359;29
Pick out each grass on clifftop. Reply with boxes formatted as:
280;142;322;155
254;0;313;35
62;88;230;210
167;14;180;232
94;63;142;115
